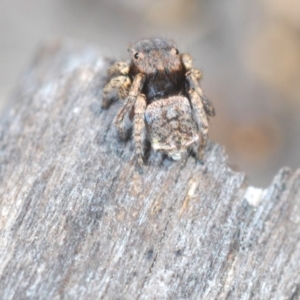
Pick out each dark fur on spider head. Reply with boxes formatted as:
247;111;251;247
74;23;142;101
128;38;186;102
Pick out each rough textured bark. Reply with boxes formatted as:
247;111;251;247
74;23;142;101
0;40;299;300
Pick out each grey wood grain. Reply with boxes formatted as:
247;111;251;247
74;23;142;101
0;40;299;300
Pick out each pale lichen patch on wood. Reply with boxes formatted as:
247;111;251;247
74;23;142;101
179;178;199;216
244;186;264;207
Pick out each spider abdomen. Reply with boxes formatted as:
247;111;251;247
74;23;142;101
145;96;198;160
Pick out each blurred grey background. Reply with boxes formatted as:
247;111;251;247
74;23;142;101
0;0;300;187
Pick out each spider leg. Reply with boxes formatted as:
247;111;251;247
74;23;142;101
102;61;130;108
114;73;145;138
186;72;209;160
186;70;215;118
133;94;147;166
102;75;131;108
192;68;203;81
199;92;215;118
181;53;193;71
188;89;208;160
181;53;202;80
107;61;130;77
182;55;215;118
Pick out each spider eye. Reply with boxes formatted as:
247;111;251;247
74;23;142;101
134;52;139;59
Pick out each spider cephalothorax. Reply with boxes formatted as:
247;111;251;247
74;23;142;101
102;37;215;166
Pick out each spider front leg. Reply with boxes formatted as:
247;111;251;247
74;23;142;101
181;54;215;117
133;94;147;166
102;61;131;108
188;70;215;117
107;61;130;77
114;73;145;139
181;53;202;81
102;76;131;108
186;72;209;160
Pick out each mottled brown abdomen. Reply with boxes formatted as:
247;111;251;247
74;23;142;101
145;96;198;160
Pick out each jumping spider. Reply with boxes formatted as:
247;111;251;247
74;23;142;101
102;38;215;165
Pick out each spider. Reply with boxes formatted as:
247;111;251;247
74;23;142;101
102;37;215;166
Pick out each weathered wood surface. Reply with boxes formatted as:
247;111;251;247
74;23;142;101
0;40;300;300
